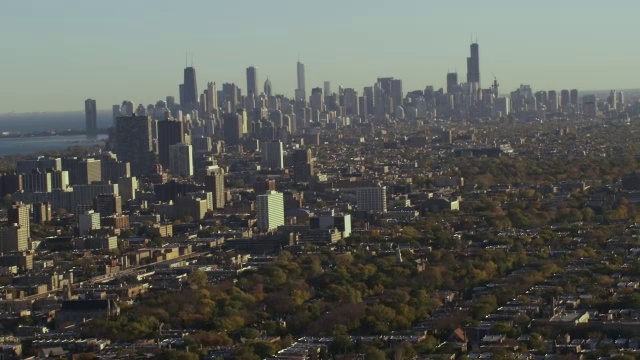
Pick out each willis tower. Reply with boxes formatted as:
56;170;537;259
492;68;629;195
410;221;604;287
466;42;480;86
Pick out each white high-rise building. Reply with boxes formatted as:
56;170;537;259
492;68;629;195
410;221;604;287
260;140;284;170
0;225;28;253
356;185;387;213
256;190;284;231
206;82;218;115
323;81;331;96
169;143;194;177
8;202;30;238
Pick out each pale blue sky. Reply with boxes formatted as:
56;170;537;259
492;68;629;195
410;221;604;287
1;0;638;112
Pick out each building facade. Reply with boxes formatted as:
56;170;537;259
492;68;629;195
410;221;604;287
256;190;284;231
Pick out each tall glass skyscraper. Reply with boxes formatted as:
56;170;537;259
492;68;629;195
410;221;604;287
84;99;97;139
466;42;480;85
181;66;198;110
296;61;306;101
246;66;258;98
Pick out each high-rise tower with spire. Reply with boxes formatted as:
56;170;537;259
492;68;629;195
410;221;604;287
466;40;480;86
296;60;306;102
180;54;198;111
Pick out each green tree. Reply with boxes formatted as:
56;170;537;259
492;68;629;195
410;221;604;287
363;346;387;360
188;270;209;288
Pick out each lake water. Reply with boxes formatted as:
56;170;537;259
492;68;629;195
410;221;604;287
0;111;111;157
0;111;112;133
0;134;107;157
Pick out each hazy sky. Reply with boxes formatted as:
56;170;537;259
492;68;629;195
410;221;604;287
1;0;639;112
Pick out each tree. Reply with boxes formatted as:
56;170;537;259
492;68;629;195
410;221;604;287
363;346;387;360
335;253;354;268
329;334;353;356
414;336;439;354
250;341;278;359
232;345;260;360
394;342;417;360
188;270;208;289
157;350;199;360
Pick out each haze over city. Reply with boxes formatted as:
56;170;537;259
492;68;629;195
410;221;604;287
1;0;640;112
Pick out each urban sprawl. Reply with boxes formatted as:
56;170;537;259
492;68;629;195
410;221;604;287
0;43;639;359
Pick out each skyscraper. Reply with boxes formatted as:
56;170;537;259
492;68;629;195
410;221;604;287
466;42;480;85
296;61;306;101
223;113;243;146
157;120;185;169
1;203;29;253
85;99;97;139
570;89;579;107
204;168;225;209
62;157;101;185
363;86;375;116
100;154;130;183
118;176;138;202
376;78;403;112
206;82;218;115
93;194;122;216
222;83;238;113
112;104;121;126
310;88;324;114
343;88;359;117
114;115;155;175
121;101;135;116
583;94;597;117
32;202;52;224
78;210;100;236
169;143;193;177
356;185;387;213
560;89;570;109
166;96;176;110
8;202;30;237
446;73;458;94
293;148;314;182
246;66;258;98
390;79;403;109
256;190;285;230
261;140;284;170
264;79;273;97
548;90;559;112
323;81;331;96
181;66;198;111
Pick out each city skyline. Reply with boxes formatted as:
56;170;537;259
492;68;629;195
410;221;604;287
1;1;640;112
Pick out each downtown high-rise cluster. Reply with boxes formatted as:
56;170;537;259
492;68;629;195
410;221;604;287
73;41;634;234
91;41;631;146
